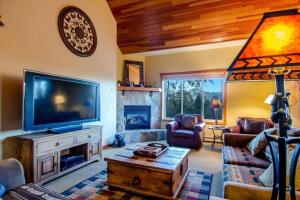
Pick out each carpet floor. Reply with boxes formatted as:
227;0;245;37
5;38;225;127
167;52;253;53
44;142;223;198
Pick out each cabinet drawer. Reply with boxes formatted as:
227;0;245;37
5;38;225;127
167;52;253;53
77;131;100;144
37;136;75;154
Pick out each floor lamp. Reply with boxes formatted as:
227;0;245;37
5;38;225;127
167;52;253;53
226;9;300;200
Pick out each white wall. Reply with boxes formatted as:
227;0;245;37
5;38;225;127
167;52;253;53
0;0;117;159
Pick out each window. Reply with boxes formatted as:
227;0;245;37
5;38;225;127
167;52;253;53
162;70;225;122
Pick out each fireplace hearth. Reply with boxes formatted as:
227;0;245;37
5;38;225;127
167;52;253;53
124;105;151;130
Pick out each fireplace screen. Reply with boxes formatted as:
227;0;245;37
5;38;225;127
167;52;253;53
124;105;151;130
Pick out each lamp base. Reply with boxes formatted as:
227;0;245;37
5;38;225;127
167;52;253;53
213;108;219;125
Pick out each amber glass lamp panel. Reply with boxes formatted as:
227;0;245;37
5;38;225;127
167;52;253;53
240;15;300;58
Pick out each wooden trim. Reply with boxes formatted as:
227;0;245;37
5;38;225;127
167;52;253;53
117;86;161;92
160;69;227;124
223;80;228;125
160;68;226;77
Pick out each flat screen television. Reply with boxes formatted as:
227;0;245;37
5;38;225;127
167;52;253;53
23;70;100;133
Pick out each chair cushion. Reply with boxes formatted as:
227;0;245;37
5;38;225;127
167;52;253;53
182;115;198;130
247;128;277;156
172;129;194;139
222;146;270;168
223;164;265;186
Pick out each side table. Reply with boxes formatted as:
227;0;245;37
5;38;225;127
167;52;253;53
206;125;227;149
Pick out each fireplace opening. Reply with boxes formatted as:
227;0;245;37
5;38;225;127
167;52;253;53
124;105;151;130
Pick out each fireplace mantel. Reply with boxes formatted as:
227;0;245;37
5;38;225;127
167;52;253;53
117;86;161;96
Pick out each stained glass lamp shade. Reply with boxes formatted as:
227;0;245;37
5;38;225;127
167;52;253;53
227;9;300;81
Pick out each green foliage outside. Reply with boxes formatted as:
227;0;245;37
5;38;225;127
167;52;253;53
164;79;223;120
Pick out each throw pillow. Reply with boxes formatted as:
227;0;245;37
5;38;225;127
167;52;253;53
182;115;198;130
244;119;270;134
259;147;300;190
264;145;273;162
247;128;277;156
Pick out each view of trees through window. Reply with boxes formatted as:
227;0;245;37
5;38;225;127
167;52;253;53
163;78;224;120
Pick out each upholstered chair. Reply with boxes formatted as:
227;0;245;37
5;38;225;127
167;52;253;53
166;114;205;149
0;158;26;191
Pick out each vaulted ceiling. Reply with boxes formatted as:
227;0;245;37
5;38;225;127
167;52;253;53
107;0;300;54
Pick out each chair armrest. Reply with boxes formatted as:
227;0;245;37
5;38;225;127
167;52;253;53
0;158;26;190
194;122;205;132
224;182;272;200
223;133;256;147
223;125;241;133
166;121;179;133
166;121;179;146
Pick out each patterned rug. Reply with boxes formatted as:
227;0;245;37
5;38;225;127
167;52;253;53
62;169;213;200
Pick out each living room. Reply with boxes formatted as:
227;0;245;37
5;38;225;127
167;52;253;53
1;0;300;200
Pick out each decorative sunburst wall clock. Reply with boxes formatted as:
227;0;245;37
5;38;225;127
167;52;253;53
58;6;97;57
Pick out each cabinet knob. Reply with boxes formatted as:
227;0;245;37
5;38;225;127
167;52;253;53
55;142;60;146
88;135;91;138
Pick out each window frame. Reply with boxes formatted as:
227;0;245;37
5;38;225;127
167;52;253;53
160;69;227;124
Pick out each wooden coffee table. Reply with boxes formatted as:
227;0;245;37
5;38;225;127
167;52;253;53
104;146;190;199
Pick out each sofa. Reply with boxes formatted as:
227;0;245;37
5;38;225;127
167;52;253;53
222;117;300;200
0;158;68;200
166;114;205;149
223;117;274;135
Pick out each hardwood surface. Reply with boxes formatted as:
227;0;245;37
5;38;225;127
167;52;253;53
105;146;190;199
107;0;300;54
13;126;102;184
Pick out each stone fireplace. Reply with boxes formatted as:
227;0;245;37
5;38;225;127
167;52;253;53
124;105;151;130
116;90;165;143
117;91;161;129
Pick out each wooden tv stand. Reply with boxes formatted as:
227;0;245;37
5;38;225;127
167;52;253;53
13;125;102;184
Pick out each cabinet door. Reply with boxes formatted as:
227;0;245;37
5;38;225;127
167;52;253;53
37;152;58;182
89;142;100;159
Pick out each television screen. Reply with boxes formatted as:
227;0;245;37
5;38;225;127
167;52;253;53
23;71;100;132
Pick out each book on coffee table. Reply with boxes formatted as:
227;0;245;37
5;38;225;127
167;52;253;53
133;143;167;158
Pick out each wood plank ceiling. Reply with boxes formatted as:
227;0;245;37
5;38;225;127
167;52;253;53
107;0;300;54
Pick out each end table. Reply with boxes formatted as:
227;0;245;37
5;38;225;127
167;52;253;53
206;125;227;149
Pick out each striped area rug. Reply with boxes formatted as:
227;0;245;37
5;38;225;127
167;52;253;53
62;169;213;200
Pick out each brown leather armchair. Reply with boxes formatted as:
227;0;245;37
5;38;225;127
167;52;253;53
166;114;205;149
224;117;274;135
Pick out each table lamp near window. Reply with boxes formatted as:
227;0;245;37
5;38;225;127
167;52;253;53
210;98;221;125
227;9;300;200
